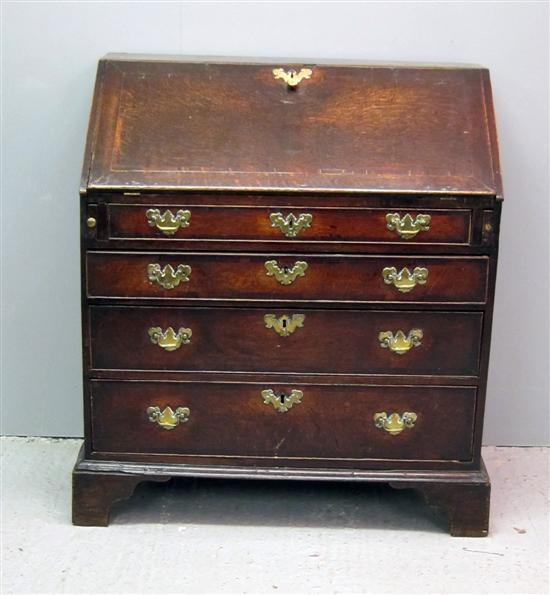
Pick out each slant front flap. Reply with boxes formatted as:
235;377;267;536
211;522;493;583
83;57;500;195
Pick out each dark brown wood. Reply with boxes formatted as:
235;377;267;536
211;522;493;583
74;55;502;535
72;446;170;526
87;253;489;304
90;380;476;462
86;192;499;255
468;203;502;469
107;204;472;244
417;481;490;537
89;306;483;376
73;447;491;534
391;462;491;537
83;56;501;195
88;369;480;387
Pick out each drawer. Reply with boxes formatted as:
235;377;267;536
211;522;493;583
87;252;488;304
90;380;477;462
106;204;472;245
89;307;483;376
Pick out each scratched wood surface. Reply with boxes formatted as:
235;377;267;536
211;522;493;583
83;57;501;195
88;306;483;376
90;380;476;462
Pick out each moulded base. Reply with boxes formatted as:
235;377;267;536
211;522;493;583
72;446;490;536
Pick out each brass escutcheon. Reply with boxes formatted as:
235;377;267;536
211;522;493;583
146;208;191;235
261;389;303;413
382;266;429;293
373;411;417;435
378;329;423;355
272;68;312;88
264;313;305;337
148;326;192;351
265;260;308;286
147;263;191;290
147;406;190;430
385;213;431;240
269;212;313;238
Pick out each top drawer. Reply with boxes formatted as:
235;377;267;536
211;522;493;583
104;204;472;246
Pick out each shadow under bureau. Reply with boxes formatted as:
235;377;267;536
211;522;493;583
73;55;502;536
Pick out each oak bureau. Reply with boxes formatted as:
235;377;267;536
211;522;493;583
73;54;503;536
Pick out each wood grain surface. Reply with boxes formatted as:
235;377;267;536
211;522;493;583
83;58;501;195
90;380;477;462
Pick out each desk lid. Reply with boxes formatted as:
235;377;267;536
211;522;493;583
81;54;502;197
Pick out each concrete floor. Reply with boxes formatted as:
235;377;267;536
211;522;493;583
1;438;548;594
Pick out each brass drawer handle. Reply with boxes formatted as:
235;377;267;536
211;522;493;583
382;266;428;293
148;326;192;351
265;260;308;286
272;68;312;88
386;213;431;239
147;263;191;289
261;389;303;413
264;314;305;337
147;406;190;430
269;212;312;237
378;329;423;355
146;208;191;235
374;412;417;435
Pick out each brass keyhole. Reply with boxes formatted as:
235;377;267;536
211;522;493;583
262;388;303;412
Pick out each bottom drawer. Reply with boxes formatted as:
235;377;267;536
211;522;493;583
91;381;476;462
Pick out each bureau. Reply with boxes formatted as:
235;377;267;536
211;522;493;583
73;55;502;536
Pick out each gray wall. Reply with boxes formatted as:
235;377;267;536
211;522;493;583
1;1;548;445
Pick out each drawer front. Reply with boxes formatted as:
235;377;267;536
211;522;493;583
87;252;488;304
89;307;482;376
90;381;476;462
107;204;471;245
